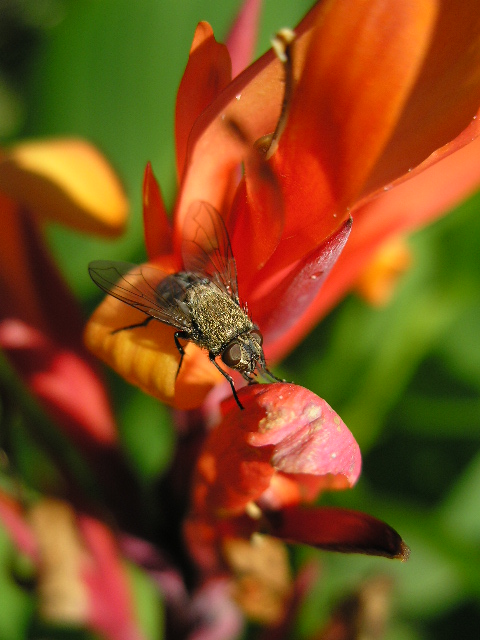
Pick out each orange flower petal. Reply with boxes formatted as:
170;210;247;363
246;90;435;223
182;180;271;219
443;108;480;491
355;236;412;306
84;293;223;410
173;2;324;238
175;22;232;180
0;139;127;236
263;0;437;275
363;1;480;195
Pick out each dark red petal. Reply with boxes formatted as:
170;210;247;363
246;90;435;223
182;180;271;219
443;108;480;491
248;218;352;348
142;162;173;260
265;506;410;560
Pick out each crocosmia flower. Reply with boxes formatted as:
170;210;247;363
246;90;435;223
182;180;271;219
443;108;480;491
80;0;480;631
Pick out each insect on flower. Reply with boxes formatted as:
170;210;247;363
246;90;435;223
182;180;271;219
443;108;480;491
88;202;281;409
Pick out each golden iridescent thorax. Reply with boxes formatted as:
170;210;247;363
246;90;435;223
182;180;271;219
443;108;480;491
185;281;254;354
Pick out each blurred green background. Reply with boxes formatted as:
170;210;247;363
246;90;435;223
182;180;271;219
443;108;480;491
1;1;480;639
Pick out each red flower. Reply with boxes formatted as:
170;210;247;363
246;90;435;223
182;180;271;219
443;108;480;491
184;384;407;580
86;0;480;407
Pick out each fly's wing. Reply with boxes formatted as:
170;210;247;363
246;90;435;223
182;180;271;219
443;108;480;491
181;201;240;304
88;260;193;331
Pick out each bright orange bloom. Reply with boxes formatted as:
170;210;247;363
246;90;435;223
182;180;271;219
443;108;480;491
86;0;480;408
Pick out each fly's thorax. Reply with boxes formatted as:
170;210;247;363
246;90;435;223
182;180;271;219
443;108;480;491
185;281;253;354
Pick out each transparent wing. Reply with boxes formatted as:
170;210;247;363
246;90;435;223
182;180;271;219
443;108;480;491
88;260;193;331
181;201;240;304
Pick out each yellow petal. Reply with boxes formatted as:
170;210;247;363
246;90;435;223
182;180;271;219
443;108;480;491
0;138;127;236
355;236;412;306
84;294;223;410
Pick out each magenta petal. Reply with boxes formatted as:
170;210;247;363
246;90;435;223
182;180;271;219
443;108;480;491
226;0;263;78
265;506;410;560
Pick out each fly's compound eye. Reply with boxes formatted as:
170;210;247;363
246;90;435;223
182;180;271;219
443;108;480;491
250;329;263;346
222;341;242;368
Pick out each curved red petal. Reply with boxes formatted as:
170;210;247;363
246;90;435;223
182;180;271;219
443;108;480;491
266;505;410;560
248;218;352;349
142;162;172;260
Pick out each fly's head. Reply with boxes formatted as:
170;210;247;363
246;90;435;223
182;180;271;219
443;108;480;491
221;329;265;377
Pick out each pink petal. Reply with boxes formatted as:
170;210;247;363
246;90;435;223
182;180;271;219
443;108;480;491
80;515;144;640
226;0;263;78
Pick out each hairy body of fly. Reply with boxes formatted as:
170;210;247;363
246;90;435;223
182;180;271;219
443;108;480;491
185;281;253;353
88;201;281;408
156;272;263;375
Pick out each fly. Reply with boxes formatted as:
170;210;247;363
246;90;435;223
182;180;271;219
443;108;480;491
88;201;281;409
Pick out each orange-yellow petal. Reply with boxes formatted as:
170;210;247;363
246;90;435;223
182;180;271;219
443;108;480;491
0;138;127;236
354;236;412;306
84;293;223;410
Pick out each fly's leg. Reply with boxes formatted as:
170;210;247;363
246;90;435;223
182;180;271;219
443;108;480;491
209;354;244;410
111;315;155;335
263;368;285;383
243;372;258;385
174;331;190;378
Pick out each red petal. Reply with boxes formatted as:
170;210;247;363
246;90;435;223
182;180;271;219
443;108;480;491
266;505;410;560
175;22;232;180
266;134;480;361
0;319;117;447
190;384;360;516
142;162;172;260
230;162;285;286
